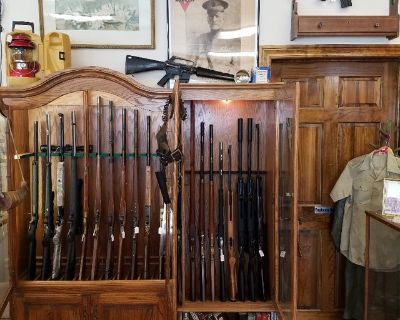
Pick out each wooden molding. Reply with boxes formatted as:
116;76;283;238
260;44;400;67
291;0;399;40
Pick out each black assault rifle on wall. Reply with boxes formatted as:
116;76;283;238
125;55;235;87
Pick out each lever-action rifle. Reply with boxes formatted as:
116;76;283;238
91;97;102;280
125;55;235;87
52;113;65;279
105;100;115;280
41;114;54;280
65;111;79;280
27;121;39;280
189;108;196;301
117;109;127;280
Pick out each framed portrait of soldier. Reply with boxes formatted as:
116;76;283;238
167;0;259;81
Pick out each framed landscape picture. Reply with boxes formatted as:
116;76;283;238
39;0;155;49
168;0;259;79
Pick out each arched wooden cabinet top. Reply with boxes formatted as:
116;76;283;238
0;67;172;114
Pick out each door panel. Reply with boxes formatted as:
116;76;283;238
271;59;397;316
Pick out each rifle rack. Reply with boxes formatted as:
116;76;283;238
0;68;300;320
291;0;400;40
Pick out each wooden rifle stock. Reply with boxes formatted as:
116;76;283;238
27;121;39;280
52;113;65;279
41;114;54;280
143;115;152;279
218;142;226;302
227;145;237;301
199;122;206;301
91;97;102;280
79;94;90;280
105;100;115;280
130;109;139;279
117;109;127;279
208;124;215;301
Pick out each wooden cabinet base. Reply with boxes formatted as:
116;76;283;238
11;281;171;320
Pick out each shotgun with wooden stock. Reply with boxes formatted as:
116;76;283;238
199;121;206;301
105;101;115;280
41;114;54;280
227;144;237;301
143;115;152;279
65;111;79;280
27;121;39;280
256;124;270;301
117;109;127;279
246;118;257;301
51;113;65;279
208;124;216;301
218;142;226;302
78;99;90;280
237;118;247;301
91;97;102;280
189;110;196;301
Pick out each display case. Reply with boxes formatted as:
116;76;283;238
175;82;299;320
0;68;299;320
0;67;179;320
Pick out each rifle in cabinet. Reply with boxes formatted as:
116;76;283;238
199;122;206;301
27;121;39;280
41;114;54;280
209;124;216;301
52;113;65;279
218;142;226;302
91;97;102;280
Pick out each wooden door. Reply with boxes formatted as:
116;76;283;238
266;54;398;319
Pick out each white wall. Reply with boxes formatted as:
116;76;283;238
1;0;399;87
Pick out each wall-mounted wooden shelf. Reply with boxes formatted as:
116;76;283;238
291;0;399;40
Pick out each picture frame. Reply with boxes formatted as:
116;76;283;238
167;0;259;80
38;0;155;49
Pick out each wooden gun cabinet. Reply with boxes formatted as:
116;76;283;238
0;68;299;320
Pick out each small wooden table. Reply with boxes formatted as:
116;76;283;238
364;211;400;320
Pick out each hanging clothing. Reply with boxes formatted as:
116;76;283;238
330;149;400;270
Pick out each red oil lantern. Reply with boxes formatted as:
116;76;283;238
8;33;40;77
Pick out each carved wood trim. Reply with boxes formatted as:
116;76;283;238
0;67;171;112
260;45;400;67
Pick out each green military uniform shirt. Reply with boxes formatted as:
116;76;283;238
330;149;400;270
